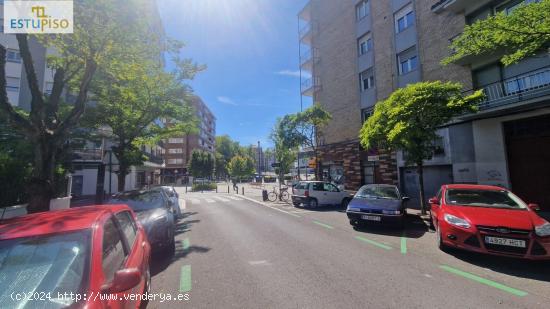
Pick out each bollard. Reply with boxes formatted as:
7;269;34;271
228;186;230;194
216;186;218;193
242;187;244;195
185;186;187;193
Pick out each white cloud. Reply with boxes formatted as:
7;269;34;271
217;96;238;106
275;70;302;77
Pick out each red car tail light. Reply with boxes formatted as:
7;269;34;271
304;190;309;197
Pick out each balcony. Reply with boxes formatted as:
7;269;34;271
299;22;313;45
300;48;319;71
143;151;164;165
431;0;491;13
301;77;321;97
298;1;311;22
72;149;103;162
468;66;550;113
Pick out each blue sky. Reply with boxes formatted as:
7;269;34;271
157;0;311;148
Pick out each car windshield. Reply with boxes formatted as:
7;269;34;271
445;189;527;209
108;190;165;212
355;186;399;199
0;230;91;308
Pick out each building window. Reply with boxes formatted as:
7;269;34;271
359;69;375;91
6;77;20;92
395;4;415;33
397;48;418;75
168;148;183;154
358;33;373;56
361;107;374;123
6;49;21;63
363;163;375;185
168;158;183;165
356;0;370;21
498;0;539;15
168;138;184;144
44;81;54;94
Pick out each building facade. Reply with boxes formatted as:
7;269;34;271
298;0;549;209
162;96;216;183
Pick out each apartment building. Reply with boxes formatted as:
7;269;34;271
162;96;216;183
1;1;168;197
298;0;549;209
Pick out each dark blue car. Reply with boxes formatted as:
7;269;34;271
346;184;409;228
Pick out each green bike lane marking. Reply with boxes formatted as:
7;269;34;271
312;220;334;229
400;231;407;254
439;265;528;297
355;235;393;250
182;238;190;250
179;265;192;293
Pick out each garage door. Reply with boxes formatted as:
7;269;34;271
505;115;550;211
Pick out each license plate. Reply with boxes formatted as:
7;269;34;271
484;236;526;248
361;215;381;221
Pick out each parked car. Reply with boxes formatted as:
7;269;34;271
0;205;151;309
291;181;351;208
160;186;182;217
346;184;409;228
429;184;550;260
107;189;176;253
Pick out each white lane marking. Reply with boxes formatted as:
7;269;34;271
238;195;301;218
227;196;243;201
214;196;230;202
190;198;200;204
205;199;216;203
248;260;271;266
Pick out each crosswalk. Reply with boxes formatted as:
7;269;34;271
185;195;244;205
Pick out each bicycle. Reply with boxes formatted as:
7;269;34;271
267;186;291;202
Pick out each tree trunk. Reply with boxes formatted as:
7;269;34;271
26;138;57;213
417;162;427;215
117;163;129;192
314;151;322;181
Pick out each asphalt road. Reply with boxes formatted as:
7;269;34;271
147;188;550;309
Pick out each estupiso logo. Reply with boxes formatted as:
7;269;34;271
3;1;73;34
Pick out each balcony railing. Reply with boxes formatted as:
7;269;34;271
143;151;164;165
299;22;311;39
475;66;550;111
300;48;319;70
301;77;321;96
72;149;103;162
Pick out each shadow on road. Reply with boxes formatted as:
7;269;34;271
446;249;550;282
150;211;211;276
353;213;429;239
294;204;347;213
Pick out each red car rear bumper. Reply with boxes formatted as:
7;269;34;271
440;223;550;260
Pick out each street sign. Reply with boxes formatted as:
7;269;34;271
271;162;281;168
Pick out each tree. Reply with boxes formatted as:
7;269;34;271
359;81;484;214
442;0;550;66
227;155;255;182
188;150;214;179
0;0;156;213
215;135;241;178
271;118;298;184
276;105;331;179
85;58;200;191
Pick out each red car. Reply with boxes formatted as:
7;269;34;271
0;205;151;309
429;184;550;260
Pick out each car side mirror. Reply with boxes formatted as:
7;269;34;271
402;196;410;202
102;268;141;294
528;203;540;211
428;197;440;205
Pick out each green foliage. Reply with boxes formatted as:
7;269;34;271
188;150;214;179
192;183;217;191
359;81;484;165
227;155;255;180
272;104;331;177
214;135;240;178
442;0;550;66
271;118;298;177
